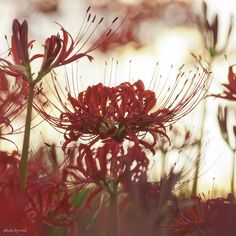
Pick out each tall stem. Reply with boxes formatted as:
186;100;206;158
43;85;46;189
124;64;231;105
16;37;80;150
109;184;118;236
192;98;207;195
19;83;35;192
192;60;212;195
231;150;236;196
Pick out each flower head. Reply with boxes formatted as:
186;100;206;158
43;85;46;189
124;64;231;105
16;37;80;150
0;9;121;81
36;64;210;153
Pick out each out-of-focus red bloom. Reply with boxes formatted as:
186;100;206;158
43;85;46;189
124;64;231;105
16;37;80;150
89;0;194;52
36;64;210;153
166;195;236;236
0;149;78;236
64;141;149;192
215;65;236;101
0;72;27;140
0;10;121;80
166;196;208;235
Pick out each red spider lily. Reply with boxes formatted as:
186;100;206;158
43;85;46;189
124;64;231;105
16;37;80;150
0;19;35;79
0;149;78;236
165;196;209;235
36;64;210;153
215;65;236;101
0;151;39;235
0;72;27;141
0;9;121;81
64;141;149;193
166;195;236;236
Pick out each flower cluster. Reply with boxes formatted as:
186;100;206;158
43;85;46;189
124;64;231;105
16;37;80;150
0;2;235;236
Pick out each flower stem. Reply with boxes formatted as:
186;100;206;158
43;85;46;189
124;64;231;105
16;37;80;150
231;150;236;196
109;184;119;236
19;83;35;192
192;97;207;195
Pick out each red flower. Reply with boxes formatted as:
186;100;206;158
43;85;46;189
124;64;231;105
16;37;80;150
0;148;78;236
64;141;149;192
166;195;236;236
0;10;121;80
0;19;36;79
0;72;27;141
215;65;236;101
36;64;210;153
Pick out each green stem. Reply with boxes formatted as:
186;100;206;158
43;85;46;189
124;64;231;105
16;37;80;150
231;150;236;196
19;83;35;192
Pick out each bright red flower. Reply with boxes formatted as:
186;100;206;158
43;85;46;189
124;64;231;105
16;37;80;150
36;64;210;153
215;65;236;101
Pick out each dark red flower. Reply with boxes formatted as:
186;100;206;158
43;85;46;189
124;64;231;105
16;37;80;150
215;65;236;101
64;141;149;192
0;19;36;79
0;10;121;81
36;64;210;153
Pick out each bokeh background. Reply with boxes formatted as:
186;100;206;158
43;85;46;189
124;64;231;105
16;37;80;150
1;0;236;195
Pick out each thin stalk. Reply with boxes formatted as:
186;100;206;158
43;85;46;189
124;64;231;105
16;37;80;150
231;149;236;196
109;184;118;236
19;83;35;192
192;98;207;195
192;60;212;195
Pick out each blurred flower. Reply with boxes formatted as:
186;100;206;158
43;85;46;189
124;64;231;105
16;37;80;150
215;65;236;101
0;72;27;141
36;64;210;153
166;195;236;236
0;148;78;236
197;1;233;57
33;0;59;13
120;169;180;236
88;0;194;52
217;105;236;149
